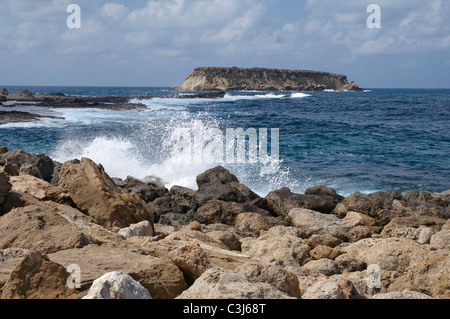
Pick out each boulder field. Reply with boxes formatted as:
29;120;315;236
0;145;448;299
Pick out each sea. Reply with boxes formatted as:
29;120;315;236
0;86;449;197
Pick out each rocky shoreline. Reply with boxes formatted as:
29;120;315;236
0;145;448;299
0;89;226;124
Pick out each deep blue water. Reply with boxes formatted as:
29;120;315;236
1;86;449;196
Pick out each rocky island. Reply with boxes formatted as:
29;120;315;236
0;145;448;300
173;67;363;92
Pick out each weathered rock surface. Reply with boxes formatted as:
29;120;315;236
118;221;155;239
82;271;152;299
0;172;11;205
371;290;433;299
0;202;125;254
173;67;363;92
1;252;77;299
301;277;363;299
58;158;154;230
265;188;335;218
0;150;54;182
176;268;294;299
49;245;187;299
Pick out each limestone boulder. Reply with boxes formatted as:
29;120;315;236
82;271;152;299
58;158;154;230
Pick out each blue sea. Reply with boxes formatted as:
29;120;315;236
1;86;449;197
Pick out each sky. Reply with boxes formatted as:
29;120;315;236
1;0;449;88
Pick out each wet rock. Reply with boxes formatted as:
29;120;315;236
305;185;345;205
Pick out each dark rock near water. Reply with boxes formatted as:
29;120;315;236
1;88;9;96
0;149;54;182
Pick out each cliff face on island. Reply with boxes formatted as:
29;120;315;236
173;67;362;92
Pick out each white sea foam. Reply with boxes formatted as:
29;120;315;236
291;93;312;98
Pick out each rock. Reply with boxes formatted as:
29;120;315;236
119;176;168;203
1;88;8;96
0;145;8;154
288;208;352;241
49;245;187;299
347;226;372;243
235;263;301;298
334;253;366;272
302;277;363;299
301;259;342;276
234;212;289;236
344;211;377;227
1;163;20;177
18;90;34;98
196;166;239;187
205;230;242;251
58;158;154;230
150;195;185;219
381;215;446;240
0;202;126;254
0;150;54;182
417;227;433;245
310;245;342;261
1;251;78;299
401;190;450;208
0;248;32;263
265;187;335;218
371;290;433;299
194;199;269;225
173;67;362;92
241;226;310;267
304;234;343;249
339;237;449;298
82;271;152;299
176;268;294;299
305;185;344;205
118;221;155;239
168;244;212;285
0;172;12;205
333;191;402;225
159;212;196;227
430;228;450;250
9;175;73;206
169;185;198;213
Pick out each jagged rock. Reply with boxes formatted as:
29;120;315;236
288;208;352;241
194;199;269;225
417;227;433;245
196;166;239;187
305;185;344;205
169;185;198;213
241;226;310;267
371;290;433;299
0;172;11;205
265;187;335;218
344;211;377;227
118;221;154;239
1;88;9;96
301;277;363;299
1;163;20;177
1;252;78;299
334;253;367;272
304;234;343;249
49;245;187;299
235;263;301;298
82;271;152;299
0;145;8;154
347;226;372;243
301;259;342;276
118;176;168;203
310;245;342;261
58;158;154;230
430;224;450;250
168;244;211;285
0;202;125;254
9;175;73;206
176;267;294;299
0;150;54;182
234;212;288;236
333;191;402;225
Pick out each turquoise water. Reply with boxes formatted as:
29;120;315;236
1;87;449;196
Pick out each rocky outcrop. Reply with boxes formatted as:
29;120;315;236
0;146;448;300
173;67;363;92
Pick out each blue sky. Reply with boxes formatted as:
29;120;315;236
1;0;449;88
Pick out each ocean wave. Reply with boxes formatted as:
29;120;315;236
291;93;312;98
